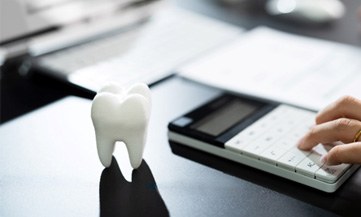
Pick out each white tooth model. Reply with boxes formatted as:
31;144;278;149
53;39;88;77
91;83;151;169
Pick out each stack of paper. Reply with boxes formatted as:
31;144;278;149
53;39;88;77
179;27;361;111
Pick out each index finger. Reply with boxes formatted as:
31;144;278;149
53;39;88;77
316;96;361;124
297;118;361;150
324;142;361;165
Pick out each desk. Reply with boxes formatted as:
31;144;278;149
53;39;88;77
1;0;361;216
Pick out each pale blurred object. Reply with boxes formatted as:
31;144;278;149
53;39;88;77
220;0;247;4
266;0;345;24
0;48;6;66
179;27;361;111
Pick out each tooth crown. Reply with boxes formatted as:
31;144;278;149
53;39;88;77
91;83;151;169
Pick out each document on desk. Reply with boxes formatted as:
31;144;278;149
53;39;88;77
179;27;361;111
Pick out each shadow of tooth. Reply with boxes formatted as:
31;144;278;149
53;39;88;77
100;157;169;217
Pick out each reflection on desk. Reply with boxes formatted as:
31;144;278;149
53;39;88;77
100;158;169;217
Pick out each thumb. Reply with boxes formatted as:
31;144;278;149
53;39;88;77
324;142;361;165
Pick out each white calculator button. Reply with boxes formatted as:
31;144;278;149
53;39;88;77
288;107;314;122
259;144;290;164
286;125;310;144
295;152;323;178
225;127;262;153
250;106;285;130
266;105;289;117
250;118;272;132
315;163;351;183
286;106;313;117
277;147;310;171
242;133;278;157
273;136;295;150
301;110;316;122
225;138;248;153
312;144;332;156
269;124;290;136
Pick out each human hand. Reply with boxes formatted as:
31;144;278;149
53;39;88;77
297;96;361;165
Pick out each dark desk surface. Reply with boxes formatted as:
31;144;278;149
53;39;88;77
1;0;361;216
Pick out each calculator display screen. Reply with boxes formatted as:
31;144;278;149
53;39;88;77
190;99;260;136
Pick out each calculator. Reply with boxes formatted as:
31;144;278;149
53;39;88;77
168;94;359;192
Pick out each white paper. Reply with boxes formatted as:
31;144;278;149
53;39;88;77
179;27;361;111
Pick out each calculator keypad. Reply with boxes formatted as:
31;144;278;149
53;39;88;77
225;105;350;184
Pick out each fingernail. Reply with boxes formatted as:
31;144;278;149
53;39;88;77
296;137;305;148
321;154;328;165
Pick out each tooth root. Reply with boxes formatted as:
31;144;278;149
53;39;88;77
125;136;146;169
96;134;115;168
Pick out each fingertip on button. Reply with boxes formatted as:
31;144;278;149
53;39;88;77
321;154;328;165
296;137;306;149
